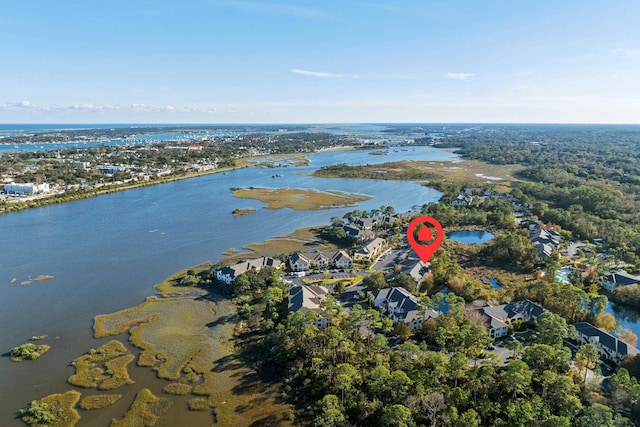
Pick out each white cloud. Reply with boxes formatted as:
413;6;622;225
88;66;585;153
20;100;33;108
612;48;640;57
447;72;474;81
291;69;358;79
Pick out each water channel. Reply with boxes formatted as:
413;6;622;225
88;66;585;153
0;146;452;425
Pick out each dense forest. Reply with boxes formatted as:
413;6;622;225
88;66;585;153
424;125;640;264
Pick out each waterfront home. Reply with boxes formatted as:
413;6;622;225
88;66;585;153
370;287;438;331
215;256;283;285
601;270;640;291
3;182;51;195
288;285;331;328
288;250;353;272
354;237;386;262
574;322;639;364
478;299;546;338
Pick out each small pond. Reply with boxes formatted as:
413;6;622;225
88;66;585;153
448;230;495;244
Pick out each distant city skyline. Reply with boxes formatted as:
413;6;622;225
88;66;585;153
2;1;639;124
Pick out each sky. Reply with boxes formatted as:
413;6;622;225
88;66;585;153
1;1;640;124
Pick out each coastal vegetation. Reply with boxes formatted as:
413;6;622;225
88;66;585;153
20;390;81;427
230;186;371;210
79;394;122;410
68;340;133;389
162;383;192;395
232;208;256;216
9;342;50;361
92;290;293;425
110;388;171;427
312;159;521;193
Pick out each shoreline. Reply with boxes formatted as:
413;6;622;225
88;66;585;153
0;146;361;215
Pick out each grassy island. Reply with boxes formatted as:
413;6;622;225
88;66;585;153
68;340;134;390
79;394;122;410
110;388;171;427
230;186;371;210
9;342;50;361
312;159;521;192
232;208;256;216
20;390;81;427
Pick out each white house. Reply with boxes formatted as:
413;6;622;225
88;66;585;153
288;250;352;272
574;322;639;364
3;182;50;195
354;237;385;262
478;299;546;338
215;257;282;285
370;287;438;331
288;285;331;328
601;270;640;291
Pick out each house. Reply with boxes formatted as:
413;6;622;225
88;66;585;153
478;299;546;338
289;253;311;272
215;256;283;285
451;194;472;207
574;322;639;364
288;285;331;328
370;287;438;331
343;224;366;240
533;241;554;259
354;237;386;262
397;258;430;282
531;228;561;246
601;270;640;291
354;217;377;230
3;182;50;195
288;250;352;272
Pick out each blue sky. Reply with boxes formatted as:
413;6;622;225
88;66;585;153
1;1;639;123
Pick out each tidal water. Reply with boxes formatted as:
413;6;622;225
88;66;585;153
0;146;452;425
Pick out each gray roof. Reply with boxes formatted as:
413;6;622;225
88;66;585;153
481;299;546;324
603;271;640;287
288;285;330;314
574;322;639;357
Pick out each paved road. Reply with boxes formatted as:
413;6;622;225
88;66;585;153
372;248;402;272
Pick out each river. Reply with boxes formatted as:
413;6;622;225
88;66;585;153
0;145;453;425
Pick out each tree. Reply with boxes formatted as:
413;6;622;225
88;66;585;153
394;274;417;293
594;312;617;332
363;272;387;290
314;394;346;427
501;360;533;400
333;363;359;406
575;344;600;384
380;404;415;427
536;312;576;347
619;328;638;347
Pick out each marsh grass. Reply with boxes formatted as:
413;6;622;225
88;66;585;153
79;394;122;410
222;226;336;263
162;383;192;395
34;275;54;281
187;397;215;411
153;263;211;297
94;297;236;380
68;340;131;389
232;208;256;216
231;187;370;210
21;390;81;427
313;159;523;192
99;354;135;390
110;388;171;427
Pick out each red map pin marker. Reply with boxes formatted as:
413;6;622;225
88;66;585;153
407;215;444;263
